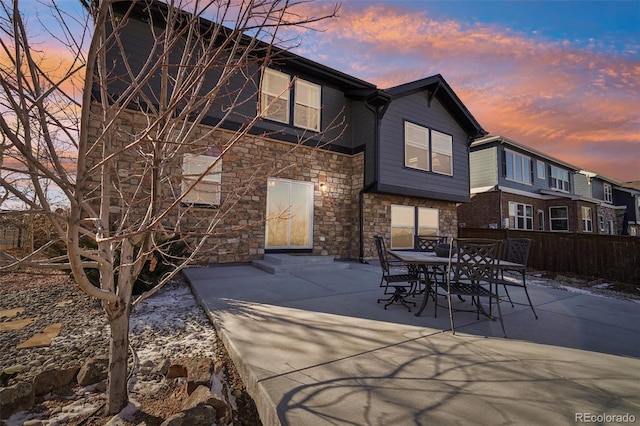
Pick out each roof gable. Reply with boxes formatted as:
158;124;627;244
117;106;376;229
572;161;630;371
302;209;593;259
385;74;487;139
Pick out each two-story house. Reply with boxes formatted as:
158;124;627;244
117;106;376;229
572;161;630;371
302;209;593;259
92;0;486;264
459;135;593;233
617;181;640;236
574;171;630;235
459;135;634;235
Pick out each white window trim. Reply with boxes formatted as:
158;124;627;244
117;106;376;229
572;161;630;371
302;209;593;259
550;165;570;192
294;79;321;131
418;207;440;236
508;201;533;230
390;205;416;249
265;178;314;249
549;206;569;232
537;209;545;230
431;130;453;176
404;122;430;171
260;68;290;124
182;153;222;206
581;206;593;232
603;183;613;204
537;160;546;179
505;149;532;185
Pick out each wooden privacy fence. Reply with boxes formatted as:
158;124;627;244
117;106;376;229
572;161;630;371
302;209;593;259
458;227;640;284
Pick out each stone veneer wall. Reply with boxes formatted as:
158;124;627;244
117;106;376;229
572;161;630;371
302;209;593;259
87;106;468;264
360;193;459;261
170;132;364;264
86;106;363;264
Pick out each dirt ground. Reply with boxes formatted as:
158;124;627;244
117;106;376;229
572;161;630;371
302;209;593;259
0;269;261;426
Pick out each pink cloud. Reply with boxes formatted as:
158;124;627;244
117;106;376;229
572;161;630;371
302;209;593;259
291;2;640;181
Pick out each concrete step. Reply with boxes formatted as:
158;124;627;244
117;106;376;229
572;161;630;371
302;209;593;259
252;254;350;274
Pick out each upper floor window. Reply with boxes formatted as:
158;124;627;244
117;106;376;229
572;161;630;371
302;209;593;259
260;68;321;132
404;122;452;175
431;130;453;175
549;165;570;192
603;183;612;203
508;202;533;230
505;149;531;184
294;79;321;131
404;122;429;171
260;68;290;124
549;206;569;231
537;160;546;179
182;154;222;206
581;206;593;232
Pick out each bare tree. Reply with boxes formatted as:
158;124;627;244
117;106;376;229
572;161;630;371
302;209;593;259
0;0;341;414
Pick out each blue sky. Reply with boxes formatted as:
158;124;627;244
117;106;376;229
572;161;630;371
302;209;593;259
291;0;639;181
13;0;640;182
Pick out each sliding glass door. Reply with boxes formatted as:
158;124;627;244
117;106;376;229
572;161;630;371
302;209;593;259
265;178;314;249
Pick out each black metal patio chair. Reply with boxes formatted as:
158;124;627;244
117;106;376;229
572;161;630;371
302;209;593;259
414;235;447;296
497;238;538;319
373;236;420;312
437;238;506;337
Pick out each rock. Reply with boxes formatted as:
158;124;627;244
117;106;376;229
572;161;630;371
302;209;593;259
152;358;171;376
160;405;217;426
33;366;80;395
167;357;214;394
77;357;109;386
181;385;228;419
166;364;187;379
16;323;62;349
181;357;214;395
1;364;25;386
0;381;35;419
22;420;44;426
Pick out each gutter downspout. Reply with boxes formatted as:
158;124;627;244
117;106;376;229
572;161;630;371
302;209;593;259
359;92;390;263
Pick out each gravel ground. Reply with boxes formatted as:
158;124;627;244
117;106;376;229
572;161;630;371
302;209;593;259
0;269;261;426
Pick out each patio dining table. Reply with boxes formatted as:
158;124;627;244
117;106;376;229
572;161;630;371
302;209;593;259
388;250;524;317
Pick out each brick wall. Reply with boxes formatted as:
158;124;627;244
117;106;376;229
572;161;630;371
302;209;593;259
457;191;501;228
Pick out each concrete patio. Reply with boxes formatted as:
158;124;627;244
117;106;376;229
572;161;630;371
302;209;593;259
183;259;640;425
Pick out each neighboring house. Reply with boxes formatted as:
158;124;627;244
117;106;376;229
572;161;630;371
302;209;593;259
614;184;640;237
459;135;634;235
460;135;585;233
574;171;631;235
91;1;486;263
620;181;640;236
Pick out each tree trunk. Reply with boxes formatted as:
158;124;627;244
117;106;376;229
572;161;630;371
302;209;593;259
105;306;131;414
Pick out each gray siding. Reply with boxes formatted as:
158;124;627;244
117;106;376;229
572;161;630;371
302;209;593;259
591;179;606;201
470;148;497;188
573;174;592;198
377;94;470;202
350;103;376;185
105;15;354;149
471;142;578;195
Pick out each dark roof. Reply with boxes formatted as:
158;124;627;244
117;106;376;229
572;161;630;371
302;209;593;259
386;74;487;139
114;0;375;92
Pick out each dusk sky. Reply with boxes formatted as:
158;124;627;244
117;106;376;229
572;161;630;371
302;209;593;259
16;0;640;182
288;0;639;183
